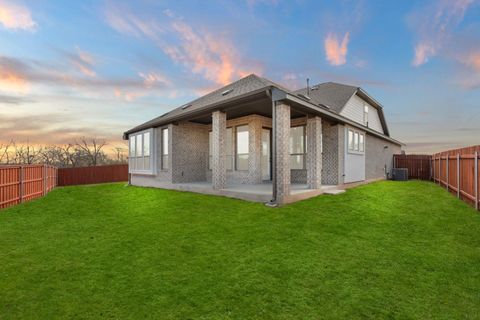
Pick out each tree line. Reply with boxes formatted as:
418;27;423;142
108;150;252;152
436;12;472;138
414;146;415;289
0;138;128;168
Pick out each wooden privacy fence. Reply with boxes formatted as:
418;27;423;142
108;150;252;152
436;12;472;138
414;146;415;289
393;154;431;180
394;145;480;211
57;164;128;186
432;146;480;210
0;165;57;209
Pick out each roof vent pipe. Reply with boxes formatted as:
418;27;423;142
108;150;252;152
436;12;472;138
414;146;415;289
306;78;310;97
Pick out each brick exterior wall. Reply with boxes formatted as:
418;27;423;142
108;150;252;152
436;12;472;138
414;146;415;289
171;122;209;183
274;103;291;203
132;110;402;195
365;133;401;180
321;121;339;185
337;124;345;185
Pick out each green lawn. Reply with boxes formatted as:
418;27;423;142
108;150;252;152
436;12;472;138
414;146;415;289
1;181;479;319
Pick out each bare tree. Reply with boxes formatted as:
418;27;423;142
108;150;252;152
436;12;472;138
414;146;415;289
0;141;11;164
11;142;43;164
1;138;126;167
75;137;107;166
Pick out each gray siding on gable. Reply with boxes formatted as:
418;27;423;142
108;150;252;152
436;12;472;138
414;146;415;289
365;134;401;180
340;94;383;134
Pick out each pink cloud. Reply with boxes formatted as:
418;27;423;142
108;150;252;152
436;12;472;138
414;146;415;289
412;42;437;66
0;59;28;92
138;72;171;88
411;0;474;66
0;0;36;31
73;47;96;77
105;5;262;86
464;52;480;71
324;32;350;66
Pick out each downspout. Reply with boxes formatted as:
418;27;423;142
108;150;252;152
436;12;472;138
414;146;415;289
271;90;277;204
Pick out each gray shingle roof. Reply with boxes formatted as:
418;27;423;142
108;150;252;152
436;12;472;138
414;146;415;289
125;74;286;135
294;82;358;113
125;75;391;138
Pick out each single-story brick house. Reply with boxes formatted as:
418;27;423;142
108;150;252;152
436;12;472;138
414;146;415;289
124;74;402;204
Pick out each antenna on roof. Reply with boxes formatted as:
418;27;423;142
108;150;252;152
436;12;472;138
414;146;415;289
306;78;310;97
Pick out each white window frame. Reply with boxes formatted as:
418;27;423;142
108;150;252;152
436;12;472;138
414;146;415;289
128;128;156;175
347;128;365;154
161;127;169;170
359;133;365;152
290;125;307;170
235;125;249;171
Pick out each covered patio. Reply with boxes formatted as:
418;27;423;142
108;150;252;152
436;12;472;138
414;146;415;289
139;181;343;203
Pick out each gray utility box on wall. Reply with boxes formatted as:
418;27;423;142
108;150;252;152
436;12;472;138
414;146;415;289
392;168;408;181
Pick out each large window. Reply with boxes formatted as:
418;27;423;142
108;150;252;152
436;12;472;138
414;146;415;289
290;126;306;169
209;128;233;170
161;128;169;170
348;128;365;153
129;129;154;174
236;125;249;170
363;105;369;126
348;129;354;151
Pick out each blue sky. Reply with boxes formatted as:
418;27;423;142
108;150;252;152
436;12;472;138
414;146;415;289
0;0;479;154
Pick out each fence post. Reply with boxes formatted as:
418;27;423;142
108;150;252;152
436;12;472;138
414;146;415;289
439;157;442;186
446;156;449;192
43;164;47;195
19;166;24;203
432;157;434;181
457;153;460;199
475;151;478;211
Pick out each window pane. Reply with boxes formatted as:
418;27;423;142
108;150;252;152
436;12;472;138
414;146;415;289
129;158;135;170
348;130;354;150
359;134;365;152
136;135;142;156
162;128;168;155
290;126;304;154
354;132;359;151
236;125;249;154
144;156;150;170
143;132;150;156
291;155;304;169
136;157;143;170
129;136;135;157
162;155;169;169
236;154;249;170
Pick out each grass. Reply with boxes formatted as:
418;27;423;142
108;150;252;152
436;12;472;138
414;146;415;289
1;181;479;319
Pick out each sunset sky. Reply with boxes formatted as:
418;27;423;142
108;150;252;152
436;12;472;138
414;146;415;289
0;0;479;154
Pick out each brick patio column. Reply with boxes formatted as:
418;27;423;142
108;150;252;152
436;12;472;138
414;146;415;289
307;116;322;189
274;103;291;203
248;117;263;184
212;110;226;189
